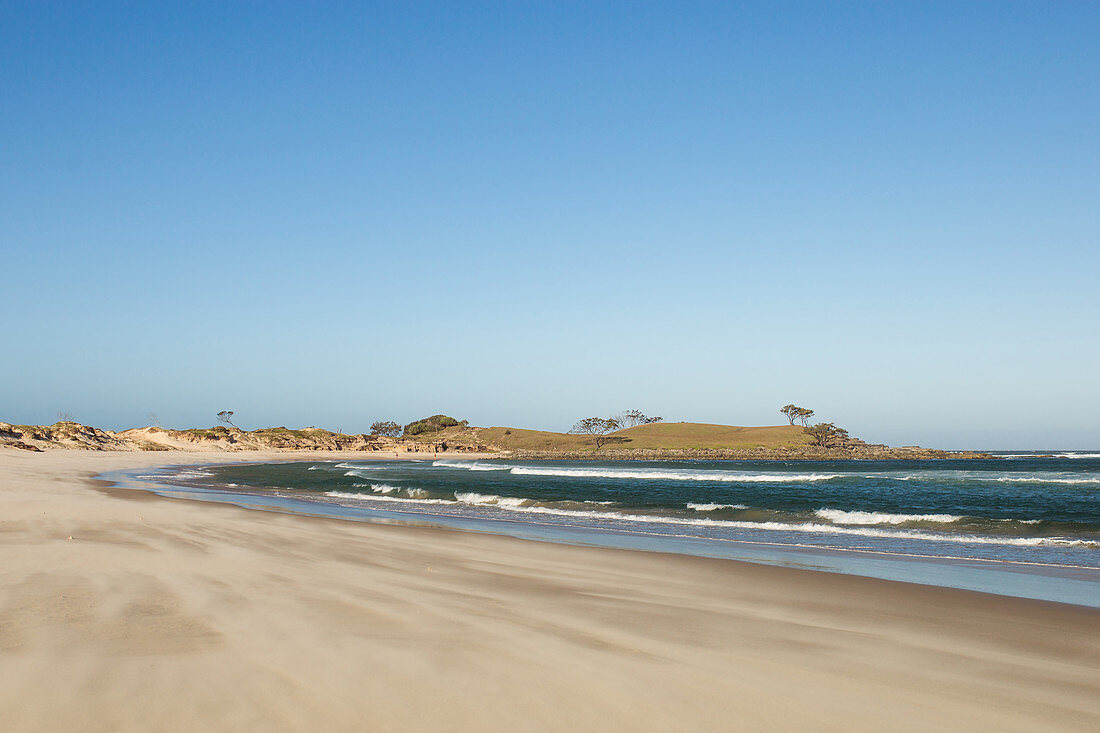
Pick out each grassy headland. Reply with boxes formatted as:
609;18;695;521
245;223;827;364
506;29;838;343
1;419;990;459
407;421;987;459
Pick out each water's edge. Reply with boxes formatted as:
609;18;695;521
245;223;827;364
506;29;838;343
98;461;1100;609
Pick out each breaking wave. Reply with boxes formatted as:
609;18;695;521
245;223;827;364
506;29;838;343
687;503;748;511
815;509;962;525
325;491;454;505
436;463;840;483
319;490;1096;549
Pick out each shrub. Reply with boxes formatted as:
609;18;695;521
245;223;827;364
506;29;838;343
370;420;402;437
403;415;462;436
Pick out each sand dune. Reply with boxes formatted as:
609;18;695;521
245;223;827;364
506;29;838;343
0;450;1097;732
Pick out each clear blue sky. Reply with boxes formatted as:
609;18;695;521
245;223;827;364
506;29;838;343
3;1;1098;449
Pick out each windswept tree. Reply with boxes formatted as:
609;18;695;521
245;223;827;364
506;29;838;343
216;410;238;428
615;410;664;429
781;404;815;426
570;417;622;449
370;420;402;437
805;422;849;447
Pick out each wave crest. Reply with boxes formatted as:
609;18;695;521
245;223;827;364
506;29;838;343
815;509;962;525
687;503;748;511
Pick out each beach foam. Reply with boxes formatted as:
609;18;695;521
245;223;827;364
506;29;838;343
508;466;840;483
432;460;511;471
325;491;454;505
321;491;1096;548
815;509;962;525
687;503;748;511
454;491;533;508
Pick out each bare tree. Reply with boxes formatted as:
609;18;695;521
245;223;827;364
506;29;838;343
570;417;622;449
147;412;161;427
216;411;238;428
57;411;74;423
616;410;664;428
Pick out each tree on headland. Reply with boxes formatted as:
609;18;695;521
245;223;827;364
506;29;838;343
781;404;814;426
615;410;664;429
570;417;623;449
216;411;238;428
805;422;849;447
370;420;402;437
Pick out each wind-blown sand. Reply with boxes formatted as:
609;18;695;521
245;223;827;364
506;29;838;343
1;451;1097;732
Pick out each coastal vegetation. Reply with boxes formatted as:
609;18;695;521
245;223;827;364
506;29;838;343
780;404;815;426
569;418;628;449
403;414;466;436
805;422;851;447
370;420;402;437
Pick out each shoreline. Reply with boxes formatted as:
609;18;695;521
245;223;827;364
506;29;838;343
2;449;1098;731
116;457;1100;608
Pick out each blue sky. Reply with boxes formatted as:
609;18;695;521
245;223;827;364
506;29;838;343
2;1;1098;449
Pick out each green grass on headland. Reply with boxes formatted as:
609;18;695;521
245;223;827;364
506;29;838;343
410;422;811;453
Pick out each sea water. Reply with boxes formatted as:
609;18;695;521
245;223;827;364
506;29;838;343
114;454;1100;606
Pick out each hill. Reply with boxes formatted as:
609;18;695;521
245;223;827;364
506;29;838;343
447;422;810;452
2;420;990;459
406;421;988;459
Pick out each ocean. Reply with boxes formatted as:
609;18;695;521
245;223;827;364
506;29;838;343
115;453;1100;607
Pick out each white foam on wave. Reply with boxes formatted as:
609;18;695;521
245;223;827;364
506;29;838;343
335;462;383;470
815;509;962;525
687;503;748;511
325;491;453;505
433;460;839;482
320;491;1096;548
170;470;214;479
862;470;1099;486
350;483;431;498
508;466;840;483
344;468;390;479
454;491;533;508
446;502;1095;548
993;476;1100;485
431;461;1099;488
432;460;511;471
1058;453;1100;459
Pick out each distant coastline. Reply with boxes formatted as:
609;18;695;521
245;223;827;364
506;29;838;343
1;419;991;460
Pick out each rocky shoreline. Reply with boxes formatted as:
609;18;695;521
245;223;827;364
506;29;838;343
0;422;485;454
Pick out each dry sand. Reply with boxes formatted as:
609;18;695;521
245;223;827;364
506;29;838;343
1;450;1097;732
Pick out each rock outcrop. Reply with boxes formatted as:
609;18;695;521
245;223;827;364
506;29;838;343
0;421;492;453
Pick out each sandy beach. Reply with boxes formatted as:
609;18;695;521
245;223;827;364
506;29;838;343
1;450;1097;732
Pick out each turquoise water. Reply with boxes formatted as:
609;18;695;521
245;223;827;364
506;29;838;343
113;453;1100;607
